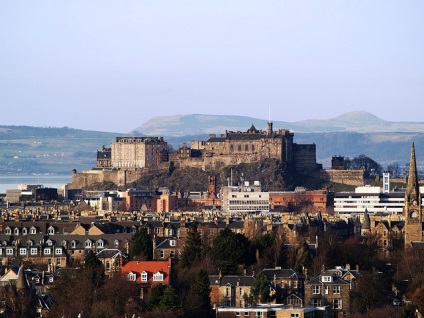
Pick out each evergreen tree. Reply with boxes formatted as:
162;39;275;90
129;227;153;260
248;272;274;304
209;227;254;274
159;286;178;310
83;250;105;288
185;270;212;318
180;223;203;268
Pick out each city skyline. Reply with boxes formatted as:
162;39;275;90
1;1;423;133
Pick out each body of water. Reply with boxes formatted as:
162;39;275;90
0;175;72;193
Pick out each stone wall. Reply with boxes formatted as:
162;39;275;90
316;169;364;187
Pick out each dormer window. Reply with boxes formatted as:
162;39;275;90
30;248;38;255
55;248;62;255
170;240;176;247
44;248;51;255
85;240;92;249
321;275;332;283
153;271;163;282
71;240;77;249
26;239;33;246
22;228;28;235
97;239;104;248
127;272;136;281
131;226;137;233
4;227;11;235
30;227;37;235
48;226;55;235
14;228;19;235
141;271;148;283
46;239;53;246
114;240;119;248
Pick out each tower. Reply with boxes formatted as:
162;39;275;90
404;143;422;247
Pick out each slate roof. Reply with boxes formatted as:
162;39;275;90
209;275;256;287
262;268;301;280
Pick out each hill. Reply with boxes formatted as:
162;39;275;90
1;112;424;175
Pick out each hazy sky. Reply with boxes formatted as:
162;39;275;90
1;1;423;133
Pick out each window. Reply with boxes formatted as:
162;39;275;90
71;240;77;248
321;275;332;282
30;248;38;255
170;251;175;258
6;248;13;255
48;276;54;283
26;240;33;246
236;312;240;317
324;286;329;294
292;280;298;288
141;271;148;283
106;261;111;271
239;287;243;296
254;312;263;318
56;258;61;266
14;228;19;235
312;285;320;294
291;314;300;318
114;240;119;247
311;299;322;306
46;239;53;246
48;226;55;235
153;272;163;281
170;240;176;246
333;285;341;294
55;248;62;255
127;272;136;281
85;240;92;248
244;313;249;317
30;227;37;234
333;299;342;309
97;239;104;248
226;287;230;297
44;248;51;255
4;227;11;235
160;251;165;258
19;248;27;255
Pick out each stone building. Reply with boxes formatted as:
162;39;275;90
111;137;168;169
197;123;321;172
97;145;111;168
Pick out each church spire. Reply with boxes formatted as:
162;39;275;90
406;143;420;206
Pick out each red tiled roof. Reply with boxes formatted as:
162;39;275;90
121;259;171;285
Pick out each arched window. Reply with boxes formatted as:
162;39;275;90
14;228;19;235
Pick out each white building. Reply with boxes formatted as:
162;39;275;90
220;181;269;213
334;185;424;218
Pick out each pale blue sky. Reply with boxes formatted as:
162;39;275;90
1;1;423;132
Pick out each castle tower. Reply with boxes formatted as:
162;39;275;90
404;143;422;247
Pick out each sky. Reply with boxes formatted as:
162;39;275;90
1;1;423;133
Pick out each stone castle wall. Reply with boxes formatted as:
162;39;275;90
316;169;364;187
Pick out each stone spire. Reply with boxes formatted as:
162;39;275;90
406;143;420;207
16;265;27;290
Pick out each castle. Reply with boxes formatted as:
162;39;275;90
69;123;332;189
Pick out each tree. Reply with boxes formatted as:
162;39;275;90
209;228;254;274
386;162;402;178
83;250;105;288
180;224;203;268
247;272;275;305
159;286;178;310
129;227;153;260
345;154;382;179
185;270;212;318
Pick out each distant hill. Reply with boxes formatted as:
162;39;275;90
2;112;424;175
0;126;117;174
131;111;424;136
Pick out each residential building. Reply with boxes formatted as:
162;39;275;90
209;274;256;308
121;258;172;300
